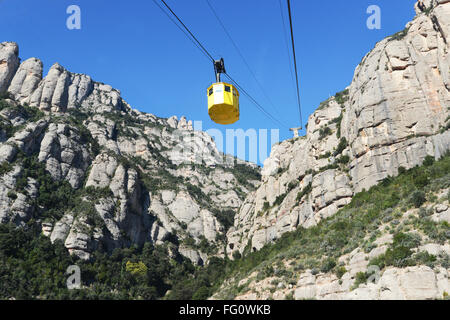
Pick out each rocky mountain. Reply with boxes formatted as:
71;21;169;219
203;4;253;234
210;0;450;300
226;0;450;257
0;42;260;264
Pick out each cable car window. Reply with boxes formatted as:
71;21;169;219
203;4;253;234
209;88;213;96
225;86;231;92
232;88;237;96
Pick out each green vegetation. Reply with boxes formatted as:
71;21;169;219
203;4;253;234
186;183;204;201
320;257;337;273
185;182;236;233
388;27;410;42
334;89;349;106
330;113;344;138
335;266;347;279
0;161;13;176
296;182;312;203
16;103;45;122
351;272;368;290
273;193;287;207
141;169;179;193
317;89;348;111
336;155;350;164
287;179;299;192
256;192;289;218
11;152;117;224
317;97;332;111
185;152;450;299
66;110;101;156
334;137;348;156
0;119;15;138
125;261;148;277
0;99;45;139
423;4;435;16
14;155;78;221
82;186;114;202
423;155;435;167
230;163;261;185
210;208;235;233
410;190;426;208
0;223;197;300
318;163;339;172
369;232;421;269
318;151;332;160
7;190;17;200
319;126;332;140
0;223;75;299
0;92;13;100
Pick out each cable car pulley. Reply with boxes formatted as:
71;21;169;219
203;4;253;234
207;58;240;125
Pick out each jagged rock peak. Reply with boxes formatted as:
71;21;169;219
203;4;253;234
0;42;188;123
0;42;20;93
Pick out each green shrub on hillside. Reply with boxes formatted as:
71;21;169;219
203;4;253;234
320;257;337;273
231;164;261;185
335;89;349;105
423;155;435;167
410;191;426;208
388;27;409;41
335;266;347;279
0;161;13;175
319;126;332;140
369;232;422;269
352;272;368;289
337;155;350;164
334;137;348;156
211;208;235;233
15;156;78;221
296;182;312;203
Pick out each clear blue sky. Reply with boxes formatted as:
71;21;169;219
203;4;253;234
0;0;416;164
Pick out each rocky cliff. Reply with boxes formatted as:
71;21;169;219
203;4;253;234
0;42;260;264
226;0;450;258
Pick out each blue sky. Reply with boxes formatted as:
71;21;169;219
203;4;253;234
0;0;416;164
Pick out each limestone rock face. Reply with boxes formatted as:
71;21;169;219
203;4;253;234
292;266;449;300
38;123;91;188
0;42;19;93
4;55;124;114
8;58;43;103
26;63;96;112
226;0;450;258
0;41;259;263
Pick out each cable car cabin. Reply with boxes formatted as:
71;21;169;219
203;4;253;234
207;82;239;125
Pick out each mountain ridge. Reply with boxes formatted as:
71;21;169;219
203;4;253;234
0;40;260;264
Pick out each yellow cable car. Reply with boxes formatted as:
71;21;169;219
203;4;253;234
207;58;239;125
207;82;239;125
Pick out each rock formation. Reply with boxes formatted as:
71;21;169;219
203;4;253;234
0;42;260;264
226;0;450;257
